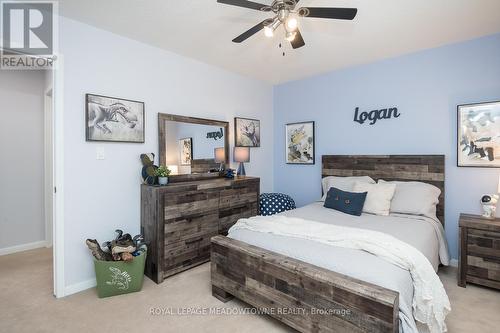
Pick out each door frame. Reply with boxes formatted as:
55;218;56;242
52;56;65;298
44;85;53;248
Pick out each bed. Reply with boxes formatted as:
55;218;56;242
211;155;448;333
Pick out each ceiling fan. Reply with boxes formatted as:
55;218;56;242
217;0;358;49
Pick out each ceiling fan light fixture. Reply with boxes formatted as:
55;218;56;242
264;26;274;37
286;17;298;31
264;17;281;38
220;0;358;50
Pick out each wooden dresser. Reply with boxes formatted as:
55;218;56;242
141;176;259;283
458;213;500;290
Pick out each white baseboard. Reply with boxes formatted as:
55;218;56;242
0;240;49;256
449;259;458;267
64;278;96;297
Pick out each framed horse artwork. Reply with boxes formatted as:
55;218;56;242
86;93;145;143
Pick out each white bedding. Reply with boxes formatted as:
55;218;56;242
227;202;451;333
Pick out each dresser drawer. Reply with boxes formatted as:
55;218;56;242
163;233;215;276
467;228;500;258
164;190;220;220
165;231;217;259
164;211;219;244
467;255;500;282
466;228;500;284
219;184;258;209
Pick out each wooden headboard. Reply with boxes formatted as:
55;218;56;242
322;155;445;225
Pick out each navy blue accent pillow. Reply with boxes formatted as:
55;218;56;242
323;187;367;216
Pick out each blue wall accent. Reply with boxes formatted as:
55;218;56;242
273;33;500;259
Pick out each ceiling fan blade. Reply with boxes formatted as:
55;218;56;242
217;0;268;11
291;29;305;49
232;20;270;43
298;7;358;20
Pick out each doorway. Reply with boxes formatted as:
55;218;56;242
0;68;57;295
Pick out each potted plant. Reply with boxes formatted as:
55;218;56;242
155;166;171;185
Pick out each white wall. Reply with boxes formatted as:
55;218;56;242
0;70;46;253
59;17;274;292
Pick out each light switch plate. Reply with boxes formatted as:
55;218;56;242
96;147;105;160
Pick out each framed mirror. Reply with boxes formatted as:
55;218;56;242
158;113;230;182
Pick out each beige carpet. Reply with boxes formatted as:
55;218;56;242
1;248;499;333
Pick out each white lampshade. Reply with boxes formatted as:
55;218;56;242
234;147;250;163
214;147;225;163
167;165;178;175
497;174;500;193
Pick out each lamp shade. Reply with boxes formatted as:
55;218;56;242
214;147;225;163
234;147;250;163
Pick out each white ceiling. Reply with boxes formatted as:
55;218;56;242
59;0;500;84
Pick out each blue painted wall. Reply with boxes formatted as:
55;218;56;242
273;33;500;259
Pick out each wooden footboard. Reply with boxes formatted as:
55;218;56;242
211;235;399;333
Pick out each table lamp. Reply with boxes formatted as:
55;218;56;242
214;147;226;171
234;147;250;176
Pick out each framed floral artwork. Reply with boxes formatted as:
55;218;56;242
458;101;500;167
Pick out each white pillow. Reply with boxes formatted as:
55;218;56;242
378;180;441;219
321;176;375;200
352;181;396;216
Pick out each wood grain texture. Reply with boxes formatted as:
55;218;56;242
211;236;399;333
322;155;445;225
458;226;467;287
141;177;259;283
459;214;500;232
219;203;258;236
158;113;229;182
191;158;220;174
141;185;163;283
458;213;500;289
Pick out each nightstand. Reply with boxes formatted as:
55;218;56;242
458;213;500;289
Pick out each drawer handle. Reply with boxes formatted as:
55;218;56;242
185;237;203;245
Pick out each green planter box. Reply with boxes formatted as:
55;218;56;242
93;250;147;298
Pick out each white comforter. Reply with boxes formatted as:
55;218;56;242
227;203;451;333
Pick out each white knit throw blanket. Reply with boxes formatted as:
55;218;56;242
229;215;451;333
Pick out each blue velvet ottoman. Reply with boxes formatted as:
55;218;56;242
259;193;296;216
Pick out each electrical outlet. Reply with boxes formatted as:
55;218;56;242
96;147;105;160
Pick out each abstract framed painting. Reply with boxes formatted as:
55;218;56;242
458;101;500;167
285;121;315;165
235;117;260;147
85;93;145;143
179;137;193;166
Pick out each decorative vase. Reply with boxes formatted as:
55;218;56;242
158;177;168;186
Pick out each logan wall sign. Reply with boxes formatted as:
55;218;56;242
206;128;224;141
353;107;400;125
